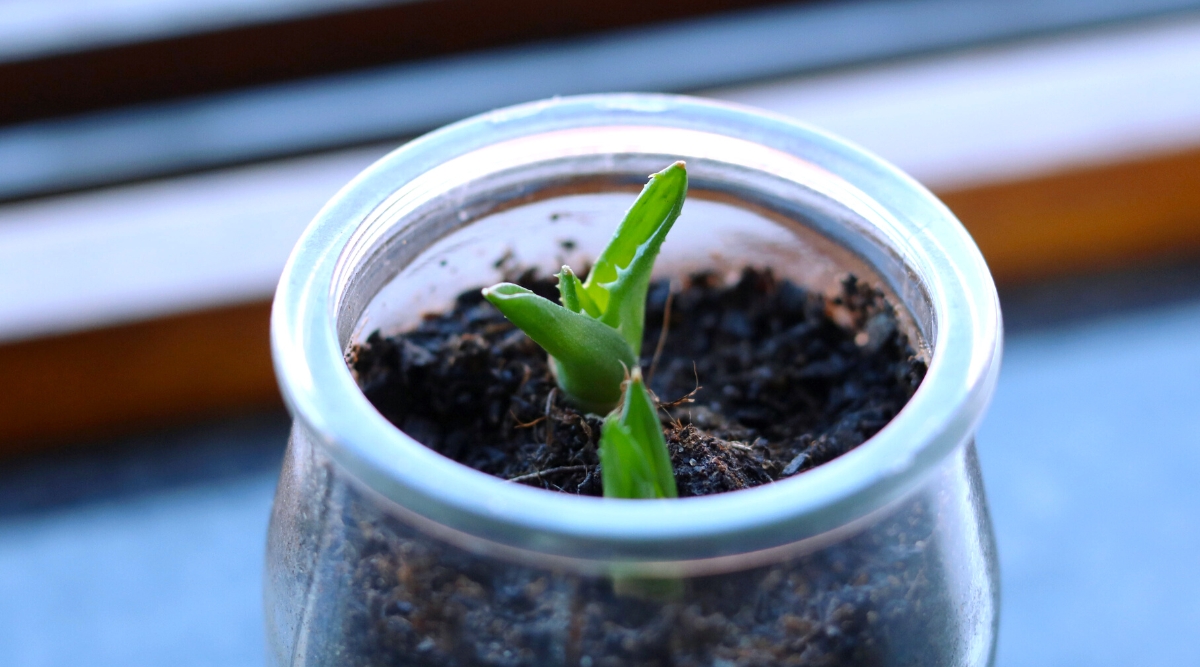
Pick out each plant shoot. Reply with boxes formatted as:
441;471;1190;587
482;162;687;499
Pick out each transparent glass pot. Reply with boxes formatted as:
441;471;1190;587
267;94;1003;667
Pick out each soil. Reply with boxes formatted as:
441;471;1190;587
324;269;944;666
349;268;926;497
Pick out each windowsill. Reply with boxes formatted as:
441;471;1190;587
3;10;1200;450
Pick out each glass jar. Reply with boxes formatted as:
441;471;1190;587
267;94;1003;666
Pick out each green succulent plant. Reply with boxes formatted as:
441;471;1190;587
482;161;687;500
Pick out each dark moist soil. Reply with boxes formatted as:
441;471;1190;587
333;268;942;667
326;478;947;667
349;268;926;496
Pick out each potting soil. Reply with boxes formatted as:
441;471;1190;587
330;268;947;666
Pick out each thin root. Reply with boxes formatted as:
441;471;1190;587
544;388;557;448
573;414;594;443
511;412;546;429
646;283;676;385
660;363;702;409
661;385;701;409
516;363;532;393
506;465;590;485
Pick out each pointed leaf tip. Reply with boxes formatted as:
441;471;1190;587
583;162;687;353
557;265;601;317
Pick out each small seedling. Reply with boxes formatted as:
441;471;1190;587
482;162;686;499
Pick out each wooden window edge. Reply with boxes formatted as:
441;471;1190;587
3;145;1200;453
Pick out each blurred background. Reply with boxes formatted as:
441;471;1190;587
2;0;1199;664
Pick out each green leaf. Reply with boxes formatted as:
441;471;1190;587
599;369;678;499
556;265;600;317
582;162;687;354
611;572;685;601
482;283;636;413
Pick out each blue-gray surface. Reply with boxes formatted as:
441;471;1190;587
2;281;1200;665
979;297;1200;665
0;416;289;667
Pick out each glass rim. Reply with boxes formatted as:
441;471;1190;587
270;93;1003;563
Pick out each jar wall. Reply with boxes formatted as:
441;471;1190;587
266;423;998;667
267;94;1004;667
